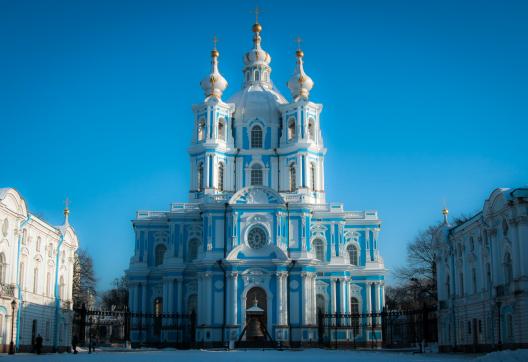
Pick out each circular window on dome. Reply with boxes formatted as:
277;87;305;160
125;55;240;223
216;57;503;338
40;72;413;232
247;225;268;249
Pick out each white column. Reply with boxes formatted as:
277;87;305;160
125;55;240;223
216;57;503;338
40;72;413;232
374;282;381;325
365;282;372;328
281;273;288;325
311;274;317;325
302;272;309;325
340;278;347;314
231;272;238;325
276;272;285;325
330;278;337;314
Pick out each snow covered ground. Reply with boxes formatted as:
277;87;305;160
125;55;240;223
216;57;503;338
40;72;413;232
1;348;526;362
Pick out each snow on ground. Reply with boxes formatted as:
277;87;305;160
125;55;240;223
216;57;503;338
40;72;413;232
0;349;479;362
475;349;528;362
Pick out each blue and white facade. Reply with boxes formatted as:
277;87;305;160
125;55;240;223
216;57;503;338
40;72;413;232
127;21;386;346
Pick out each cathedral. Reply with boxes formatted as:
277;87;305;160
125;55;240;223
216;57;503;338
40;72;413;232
127;19;386;346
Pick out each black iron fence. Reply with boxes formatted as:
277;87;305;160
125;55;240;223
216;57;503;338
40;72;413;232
72;305;436;350
73;306;196;348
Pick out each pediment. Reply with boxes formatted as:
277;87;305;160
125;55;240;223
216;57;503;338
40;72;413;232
229;186;284;205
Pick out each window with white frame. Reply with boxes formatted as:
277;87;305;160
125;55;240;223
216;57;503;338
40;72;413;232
197;119;206;142
155;244;167;266
251;125;263;148
287;118;296;140
313;239;325;261
197;162;204;191
218;118;225;141
347;244;358;266
308;118;315;140
251;164;263;186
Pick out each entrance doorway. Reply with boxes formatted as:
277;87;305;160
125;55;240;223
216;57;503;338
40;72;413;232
245;287;268;341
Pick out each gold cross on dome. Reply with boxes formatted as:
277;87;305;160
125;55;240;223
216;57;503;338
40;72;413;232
254;5;261;23
295;36;302;50
64;197;70;210
212;34;218;50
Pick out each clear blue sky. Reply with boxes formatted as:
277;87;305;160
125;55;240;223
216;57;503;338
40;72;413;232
1;0;527;291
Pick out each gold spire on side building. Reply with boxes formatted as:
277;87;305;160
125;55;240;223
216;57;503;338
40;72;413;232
442;207;449;225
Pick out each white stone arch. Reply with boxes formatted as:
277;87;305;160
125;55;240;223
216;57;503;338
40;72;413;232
240;268;274;338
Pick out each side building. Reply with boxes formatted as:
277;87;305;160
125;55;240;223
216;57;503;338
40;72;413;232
435;187;528;352
0;188;78;352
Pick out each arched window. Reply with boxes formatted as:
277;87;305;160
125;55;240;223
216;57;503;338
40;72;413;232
470;237;475;252
313;239;325;261
218;118;225;141
0;253;6;283
155;244;167;266
263;71;268;81
59;275;65;299
254;70;260;81
308;118;315;140
1;218;8;237
36;237;41;252
218;162;225;192
310;163;316;191
347;244;358;266
287;119;296;140
446;274;451;298
33;267;39;294
504;252;513;285
197;119;205;141
188;239;200;261
21;229;27;245
48;243;53;258
289;163;296;191
251;125;263;148
197;162;204;191
250;164;263;186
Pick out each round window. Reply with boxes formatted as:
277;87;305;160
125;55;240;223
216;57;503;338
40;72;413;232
247;226;267;249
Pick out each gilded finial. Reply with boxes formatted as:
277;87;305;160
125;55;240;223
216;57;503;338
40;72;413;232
64;197;70;216
211;35;219;58
442;206;449;224
295;36;304;58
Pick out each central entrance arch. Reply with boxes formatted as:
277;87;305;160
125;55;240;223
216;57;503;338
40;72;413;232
245;287;268;341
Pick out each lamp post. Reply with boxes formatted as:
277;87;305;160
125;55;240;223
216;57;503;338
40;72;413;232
9;299;17;354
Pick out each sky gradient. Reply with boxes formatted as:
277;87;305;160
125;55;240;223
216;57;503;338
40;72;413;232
1;0;527;291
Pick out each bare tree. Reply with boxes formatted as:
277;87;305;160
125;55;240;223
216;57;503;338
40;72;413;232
392;224;440;309
101;275;129;311
72;248;97;308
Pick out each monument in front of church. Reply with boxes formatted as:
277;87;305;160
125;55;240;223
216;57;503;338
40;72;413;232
127;18;386;347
